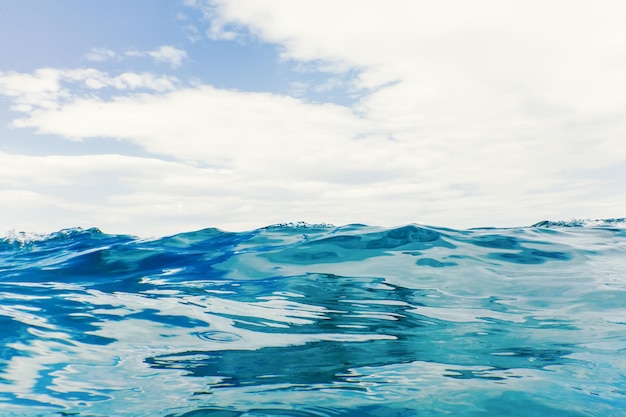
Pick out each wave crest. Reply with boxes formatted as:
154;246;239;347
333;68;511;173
532;218;626;228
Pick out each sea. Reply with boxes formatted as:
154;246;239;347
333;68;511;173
0;219;625;416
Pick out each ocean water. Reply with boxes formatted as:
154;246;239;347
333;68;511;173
1;220;625;416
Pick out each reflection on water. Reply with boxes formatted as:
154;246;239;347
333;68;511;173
0;221;625;416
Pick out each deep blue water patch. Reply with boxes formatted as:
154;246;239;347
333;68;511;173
0;221;625;416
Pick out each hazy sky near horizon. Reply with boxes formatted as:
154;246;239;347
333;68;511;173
1;0;625;236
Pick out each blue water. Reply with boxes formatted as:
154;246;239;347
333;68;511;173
1;220;625;416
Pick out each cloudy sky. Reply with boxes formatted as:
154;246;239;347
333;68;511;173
1;1;625;236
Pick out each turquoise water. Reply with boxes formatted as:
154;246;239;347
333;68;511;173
0;220;625;416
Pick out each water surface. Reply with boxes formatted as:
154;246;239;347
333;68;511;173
1;220;625;416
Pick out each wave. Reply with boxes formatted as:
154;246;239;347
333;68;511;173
0;220;625;416
4;217;625;245
531;218;626;228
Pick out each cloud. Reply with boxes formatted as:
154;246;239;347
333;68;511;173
0;146;612;236
183;24;203;43
184;0;240;41
185;1;626;198
84;48;118;62
0;68;67;110
0;147;619;237
0;68;179;113
8;82;395;180
3;68;625;236
126;45;188;68
2;1;626;235
0;151;238;235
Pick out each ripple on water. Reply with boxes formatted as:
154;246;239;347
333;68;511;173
0;221;625;416
193;331;243;343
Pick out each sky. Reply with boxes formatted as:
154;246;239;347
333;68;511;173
1;0;625;237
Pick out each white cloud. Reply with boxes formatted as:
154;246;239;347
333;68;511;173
288;81;308;97
109;72;179;91
313;76;350;94
149;46;188;68
2;1;626;235
1;149;619;237
0;68;179;114
186;1;626;204
183;24;203;43
126;46;188;68
2;72;625;236
184;0;241;41
0;68;66;110
84;48;118;62
0;151;236;235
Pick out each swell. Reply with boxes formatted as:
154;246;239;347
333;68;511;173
0;220;624;416
2;220;623;285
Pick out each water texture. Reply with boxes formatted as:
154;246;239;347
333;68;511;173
0;220;625;416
